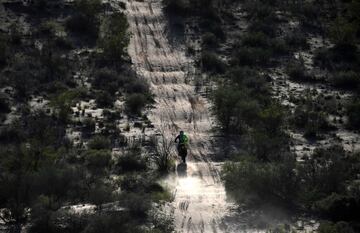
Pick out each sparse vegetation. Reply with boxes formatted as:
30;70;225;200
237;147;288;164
99;12;129;62
201;51;226;73
125;93;148;116
0;1;166;232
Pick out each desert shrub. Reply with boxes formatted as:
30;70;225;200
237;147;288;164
292;99;334;138
38;20;64;36
314;46;359;71
163;0;189;15
286;63;313;82
329;17;357;47
318;221;356;233
116;152;147;173
248;19;277;38
298;146;354;207
0;33;8;65
152;136;174;173
31;166;81;206
66;15;99;39
88;180;114;207
75;0;102;18
258;103;284;134
9;23;22;45
54;37;74;50
314;193;359;221
149;210;175;233
200;17;225;40
30;0;64;9
83;213;142;233
222;157;298;208
347;99;360;129
202;32;218;49
213;86;249;132
242;32;270;48
66;0;102;38
232;46;272;67
95;91;114;108
83;149;111;171
83;117;96;133
226;67;269;95
201;51;226;73
125;93;147;116
329;71;360;89
124;78;149;94
17;111;66;147
0;97;10;114
296;2;320;28
92;68;119;94
7;55;43;100
119;192;151;218
87;136;110;150
99;12;129;61
285;31;309;50
249;129;289;162
51;90;80;123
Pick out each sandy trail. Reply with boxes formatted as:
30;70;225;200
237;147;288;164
124;0;240;232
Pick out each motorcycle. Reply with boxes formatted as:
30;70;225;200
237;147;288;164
178;144;187;163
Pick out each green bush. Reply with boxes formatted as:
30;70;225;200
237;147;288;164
213;86;249;132
298;146;353;207
314;46;359;71
329;17;357;47
248;19;277;37
125;93;147;116
119;192;151;218
92;68;119;94
0;33;8;65
232;47;272;67
66;0;102;38
292;100;334;138
285;31;309;50
95;91;114;108
347;99;360;129
163;0;189;15
222;158;298;208
116;152;147;172
249;129;289;162
242;32;270;48
330;71;360;89
0;97;10;114
152;137;175;173
99;12;129;61
83;149;111;170
75;0;102;17
201;51;226;73
286;63;313;82
82;213;142;233
30;0;64;9
318;221;355;233
88;181;114;207
202;32;218;49
314;193;358;221
124;78;149;94
87;136;110;150
66;14;99;38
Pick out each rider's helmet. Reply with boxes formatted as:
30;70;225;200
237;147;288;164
180;130;184;135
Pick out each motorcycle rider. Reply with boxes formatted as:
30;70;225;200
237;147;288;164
175;131;189;163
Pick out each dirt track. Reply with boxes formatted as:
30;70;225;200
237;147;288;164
124;0;241;232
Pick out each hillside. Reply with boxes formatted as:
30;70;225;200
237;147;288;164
1;0;360;233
